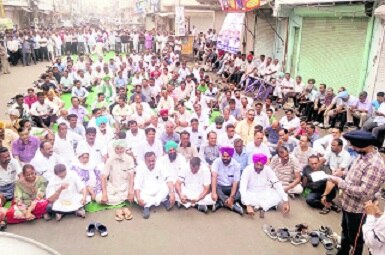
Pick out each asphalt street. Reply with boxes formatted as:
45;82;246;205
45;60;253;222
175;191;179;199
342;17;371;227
0;63;366;255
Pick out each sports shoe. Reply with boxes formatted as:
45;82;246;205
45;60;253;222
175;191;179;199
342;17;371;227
232;203;244;216
313;121;319;126
197;205;208;213
143;207;151;219
319;123;324;128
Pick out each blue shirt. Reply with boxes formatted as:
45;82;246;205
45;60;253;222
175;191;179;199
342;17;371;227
233;148;248;172
265;127;280;144
114;77;127;88
211;158;241;186
372;100;381;111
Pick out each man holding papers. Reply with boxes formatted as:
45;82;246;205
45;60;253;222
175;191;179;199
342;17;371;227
302;155;339;214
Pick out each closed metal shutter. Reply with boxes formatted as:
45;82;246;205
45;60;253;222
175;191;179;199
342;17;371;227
189;15;213;34
254;15;276;57
298;17;368;96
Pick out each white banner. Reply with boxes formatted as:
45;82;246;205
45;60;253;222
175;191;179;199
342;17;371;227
175;6;186;36
217;13;245;54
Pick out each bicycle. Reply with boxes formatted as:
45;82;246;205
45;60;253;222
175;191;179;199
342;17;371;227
243;76;273;102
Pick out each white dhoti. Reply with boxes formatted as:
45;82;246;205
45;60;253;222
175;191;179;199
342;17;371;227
139;183;169;208
176;186;215;208
287;184;303;195
241;188;283;211
95;183;128;206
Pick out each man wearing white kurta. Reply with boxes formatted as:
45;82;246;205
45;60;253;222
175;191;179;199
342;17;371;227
96;140;135;206
175;157;215;213
158;141;188;208
31;140;64;181
240;153;290;217
134;152;170;219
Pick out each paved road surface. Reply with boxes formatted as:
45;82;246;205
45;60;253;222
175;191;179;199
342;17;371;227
0;63;367;255
0;62;48;119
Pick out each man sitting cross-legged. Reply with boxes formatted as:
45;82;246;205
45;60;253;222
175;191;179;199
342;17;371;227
211;146;244;215
134;152;172;219
175;157;215;213
240;153;290;218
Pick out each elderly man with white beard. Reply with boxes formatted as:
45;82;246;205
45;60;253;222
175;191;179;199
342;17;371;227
240;153;290;218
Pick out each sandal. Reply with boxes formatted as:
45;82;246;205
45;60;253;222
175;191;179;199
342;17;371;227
277;228;291;242
319;207;331;214
262;224;277;240
322;237;334;250
331;204;341;213
115;209;124;221
319;226;333;237
310;231;320;247
123;208;133;220
291;233;308;245
295;223;309;235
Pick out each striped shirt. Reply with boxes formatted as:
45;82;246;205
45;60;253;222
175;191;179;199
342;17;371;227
338;150;385;213
270;155;301;188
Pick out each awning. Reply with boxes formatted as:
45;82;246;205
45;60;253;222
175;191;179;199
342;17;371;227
21;7;32;12
375;5;385;19
156;12;174;18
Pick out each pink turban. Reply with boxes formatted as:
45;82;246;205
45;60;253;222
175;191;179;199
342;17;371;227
219;146;235;157
252;153;268;165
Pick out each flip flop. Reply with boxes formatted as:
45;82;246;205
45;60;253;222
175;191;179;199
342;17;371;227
123;208;133;220
310;231;320;247
115;209;124;221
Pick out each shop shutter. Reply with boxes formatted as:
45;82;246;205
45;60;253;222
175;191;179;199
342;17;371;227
254;15;276;57
373;32;385;97
189;15;213;34
297;17;368;96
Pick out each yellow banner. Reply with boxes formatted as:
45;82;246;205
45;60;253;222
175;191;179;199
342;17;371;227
181;36;194;55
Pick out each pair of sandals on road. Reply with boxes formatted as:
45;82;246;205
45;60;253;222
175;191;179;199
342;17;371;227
263;224;341;254
114;207;133;221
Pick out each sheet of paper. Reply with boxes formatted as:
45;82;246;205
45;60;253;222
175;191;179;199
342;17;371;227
310;171;330;182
